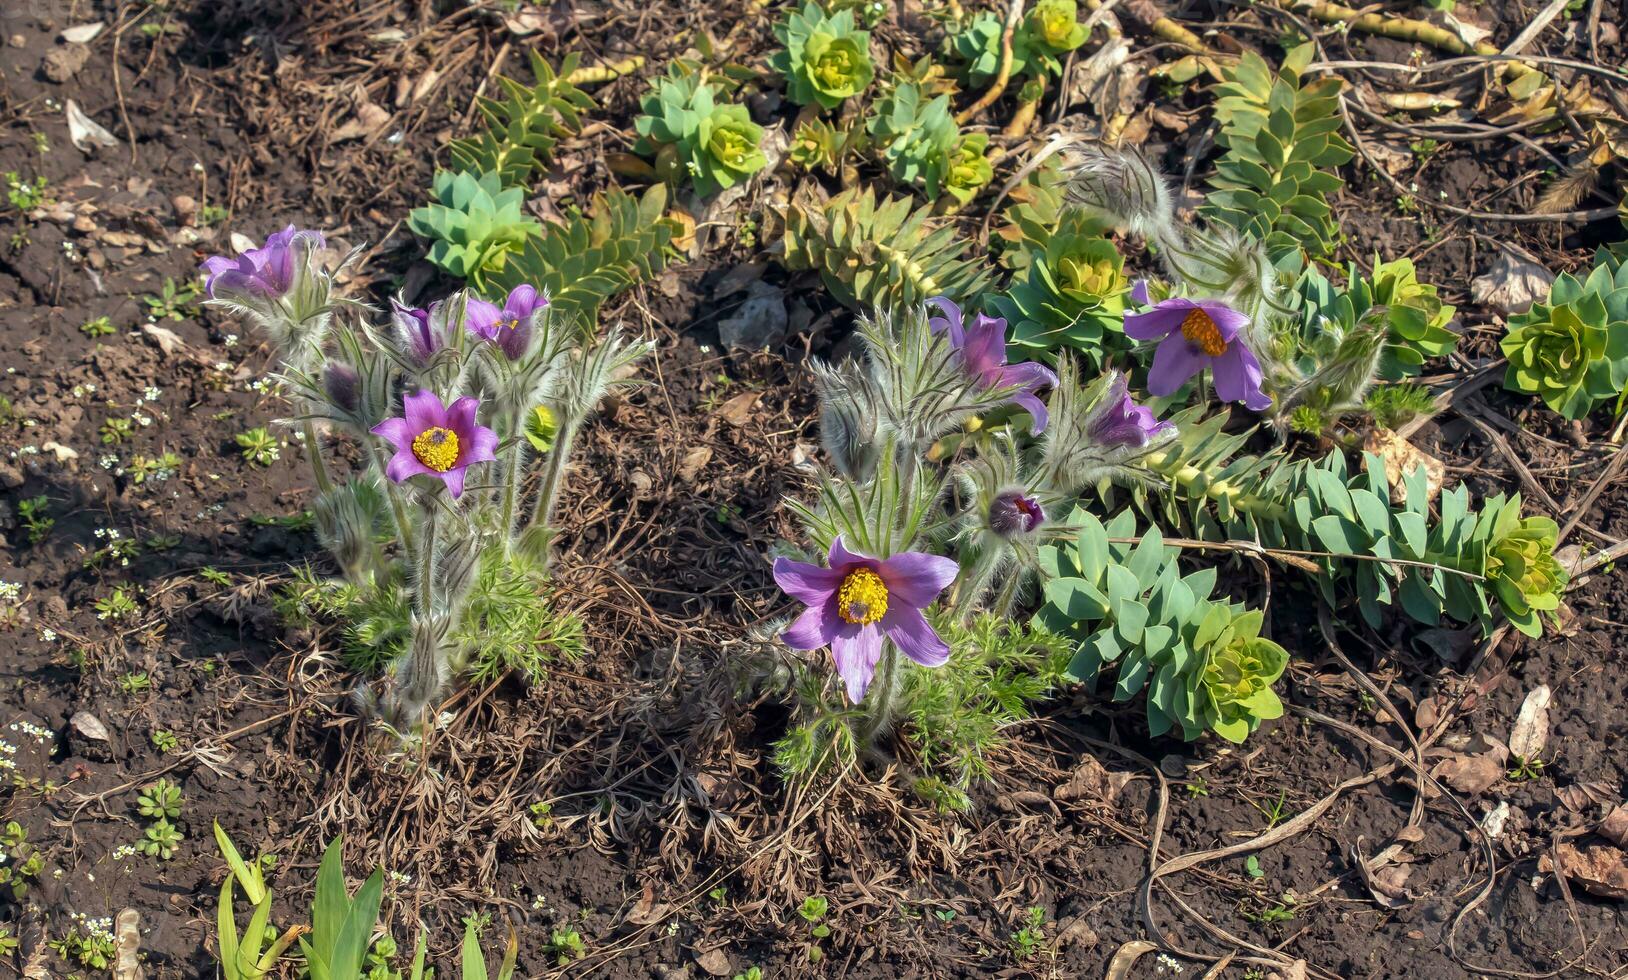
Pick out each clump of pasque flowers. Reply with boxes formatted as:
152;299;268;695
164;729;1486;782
201;228;651;732
764;296;1176;778
635;69;768;198
773;1;875;110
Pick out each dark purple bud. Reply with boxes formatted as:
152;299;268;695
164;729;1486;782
323;361;360;413
989;490;1045;538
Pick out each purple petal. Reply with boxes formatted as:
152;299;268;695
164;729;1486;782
781;598;839;650
773;557;844;606
826;535;876;573
1212;345;1272;411
465;424;499;464
1010;388;1050;434
831;624;884;703
445;396;481;438
960;314;1009;380
1198;301;1249;343
882;606;951;668
370;417;414;450
1130;279;1151;306
876;551;958;608
464;297;503;339
504;284;543;319
384;448;434;483
925;296;965;347
1123;302;1190;342
1145;335;1207;397
441;466;468;499
402;389;447;433
996;360;1059;392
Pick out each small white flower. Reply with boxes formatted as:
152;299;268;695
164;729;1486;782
224;334;239;347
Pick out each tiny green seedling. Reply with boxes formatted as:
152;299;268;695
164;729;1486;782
143;277;200;321
732;968;763;980
101;417;135;445
140;818;183;860
1244;855;1264;879
236;427;280;467
97;589;140;622
543;928;585;966
200;567;233;587
151;729;179;753
138;778;183;820
798;894;830;961
80;315;117;338
1009;906;1047;960
1247;789;1292;829
16;496;52;545
1507;755;1545;782
4;172;51;211
118;671;152;694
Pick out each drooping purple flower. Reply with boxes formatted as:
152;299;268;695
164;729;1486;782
927;297;1059;434
370;389;498;498
989;490;1045;538
199;225;325;300
1087;373;1174;449
391;297;443;363
465;285;549;361
1123;286;1271;411
773;537;959;703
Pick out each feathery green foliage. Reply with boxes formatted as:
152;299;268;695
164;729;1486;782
1202;44;1353;262
450;52;595;189
780;186;993;312
773;2;876;109
407;171;541;287
773;613;1071;806
634;69;767;198
1501;248;1628;419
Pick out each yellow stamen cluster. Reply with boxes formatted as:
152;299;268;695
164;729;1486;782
411;426;461;472
1180;308;1228;357
501;317;520;330
836;568;889;625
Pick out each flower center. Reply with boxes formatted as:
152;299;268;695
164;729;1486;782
501;317;520;331
411;426;461;472
1015;496;1044;530
1180;308;1228;357
836;568;889;625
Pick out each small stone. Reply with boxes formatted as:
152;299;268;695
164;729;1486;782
42;43;91;83
171;194;197;226
70;711;110;742
717;280;788;350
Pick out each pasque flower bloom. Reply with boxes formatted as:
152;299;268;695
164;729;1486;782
465;284;549;361
1087;373;1173;448
927;297;1059;433
774;537;958;703
1123;284;1270;411
371;389;498;498
988;490;1045;538
392;298;441;363
200;225;324;300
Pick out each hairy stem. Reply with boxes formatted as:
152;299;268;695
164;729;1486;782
301;419;334;496
529;418;579;562
856;646;902;749
416;504;439;619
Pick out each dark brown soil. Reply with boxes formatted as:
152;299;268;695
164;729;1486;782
0;1;1625;978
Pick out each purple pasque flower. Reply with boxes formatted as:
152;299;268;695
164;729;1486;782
370;389;498;498
773;537;959;703
200;225;324;300
927;297;1059;434
465;285;549;361
988;489;1045;538
1123;285;1270;411
1087;373;1174;449
391;297;442;363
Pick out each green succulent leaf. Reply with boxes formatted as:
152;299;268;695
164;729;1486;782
773;2;876;110
634;69;767;198
1500;250;1628;419
407;170;543;289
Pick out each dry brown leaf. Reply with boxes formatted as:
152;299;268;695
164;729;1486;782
1055;755;1117;805
114;909;143;980
331;101;391;142
1430;750;1505;795
625;881;672;925
1471;248;1553;316
1105;940;1158;979
1539;842;1628;900
692;946;734;976
714;391;761;426
1365;428;1445;505
1600;804;1628;847
1507;684;1552;762
1556;780;1618;814
678;446;712;482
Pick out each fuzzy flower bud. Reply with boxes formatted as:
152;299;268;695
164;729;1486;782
322;361;361;414
1060;143;1174;244
988;489;1046;538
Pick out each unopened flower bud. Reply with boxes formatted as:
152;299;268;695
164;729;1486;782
989;489;1045;538
322;361;361;413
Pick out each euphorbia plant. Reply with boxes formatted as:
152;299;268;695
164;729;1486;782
202;228;648;731
634;70;767;198
773;2;876;110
